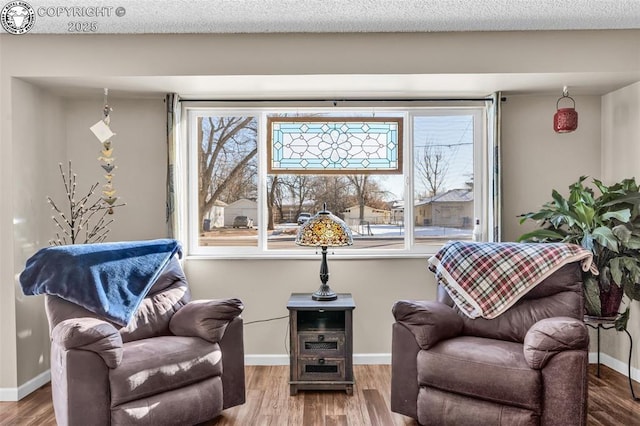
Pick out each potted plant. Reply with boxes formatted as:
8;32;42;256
518;176;640;328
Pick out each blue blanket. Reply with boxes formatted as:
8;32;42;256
20;239;182;326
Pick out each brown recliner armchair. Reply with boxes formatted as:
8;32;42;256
391;262;589;426
45;256;245;426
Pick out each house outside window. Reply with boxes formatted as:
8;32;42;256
185;104;492;257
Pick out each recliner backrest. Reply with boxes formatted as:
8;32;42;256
437;262;584;342
45;256;190;342
118;256;191;342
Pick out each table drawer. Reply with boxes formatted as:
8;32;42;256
298;332;345;357
298;357;345;381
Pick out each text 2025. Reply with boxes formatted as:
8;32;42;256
67;22;98;32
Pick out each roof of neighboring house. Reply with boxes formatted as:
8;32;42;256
225;198;258;208
343;205;391;213
416;188;473;206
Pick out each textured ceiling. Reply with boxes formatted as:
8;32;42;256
28;0;640;33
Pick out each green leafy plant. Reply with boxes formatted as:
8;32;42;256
518;176;640;326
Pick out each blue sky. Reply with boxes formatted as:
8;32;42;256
380;114;475;200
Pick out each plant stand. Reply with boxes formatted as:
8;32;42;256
584;315;639;401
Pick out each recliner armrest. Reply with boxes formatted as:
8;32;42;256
169;298;244;343
392;300;464;349
523;317;589;369
51;317;123;368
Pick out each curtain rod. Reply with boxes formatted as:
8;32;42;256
178;97;498;104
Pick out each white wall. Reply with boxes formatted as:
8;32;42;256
501;95;603;241
600;82;640;376
64;98;167;242
10;80;67;392
602;82;640;183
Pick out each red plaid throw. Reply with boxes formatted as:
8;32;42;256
428;242;595;319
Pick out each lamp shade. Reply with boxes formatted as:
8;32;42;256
295;208;353;248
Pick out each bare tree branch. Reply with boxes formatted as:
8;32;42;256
198;116;258;230
416;144;450;198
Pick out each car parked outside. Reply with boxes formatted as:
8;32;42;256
297;212;312;225
232;215;253;228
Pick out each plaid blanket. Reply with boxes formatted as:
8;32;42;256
428;242;595;319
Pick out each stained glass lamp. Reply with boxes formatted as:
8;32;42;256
295;204;353;301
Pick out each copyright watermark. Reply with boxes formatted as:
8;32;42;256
36;5;121;18
1;2;126;34
1;1;36;34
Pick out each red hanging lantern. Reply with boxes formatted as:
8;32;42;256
554;87;578;133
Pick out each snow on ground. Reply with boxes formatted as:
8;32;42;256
271;223;471;238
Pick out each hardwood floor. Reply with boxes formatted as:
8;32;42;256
587;364;640;425
1;364;638;425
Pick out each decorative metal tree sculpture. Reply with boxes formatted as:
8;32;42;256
47;161;124;246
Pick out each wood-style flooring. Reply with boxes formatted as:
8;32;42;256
0;364;638;425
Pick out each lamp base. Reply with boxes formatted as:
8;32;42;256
312;286;338;301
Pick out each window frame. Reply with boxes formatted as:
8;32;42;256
182;103;491;259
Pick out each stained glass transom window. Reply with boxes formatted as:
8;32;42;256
268;117;403;174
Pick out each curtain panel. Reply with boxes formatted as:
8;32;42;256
166;93;180;238
487;92;502;242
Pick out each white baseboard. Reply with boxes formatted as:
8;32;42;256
0;388;17;402
245;354;289;365
354;353;391;364
589;352;640;383
0;370;50;402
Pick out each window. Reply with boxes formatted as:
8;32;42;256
267;117;402;173
185;104;494;257
412;112;480;247
191;114;259;248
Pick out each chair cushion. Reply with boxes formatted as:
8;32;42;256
119;257;191;343
111;376;223;426
118;283;189;343
437;263;585;343
459;291;584;343
110;336;222;406
417;387;539;426
417;336;542;413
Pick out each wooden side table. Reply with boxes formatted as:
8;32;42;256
287;293;355;395
584;315;639;401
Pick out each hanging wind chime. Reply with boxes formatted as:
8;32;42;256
91;88;120;213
